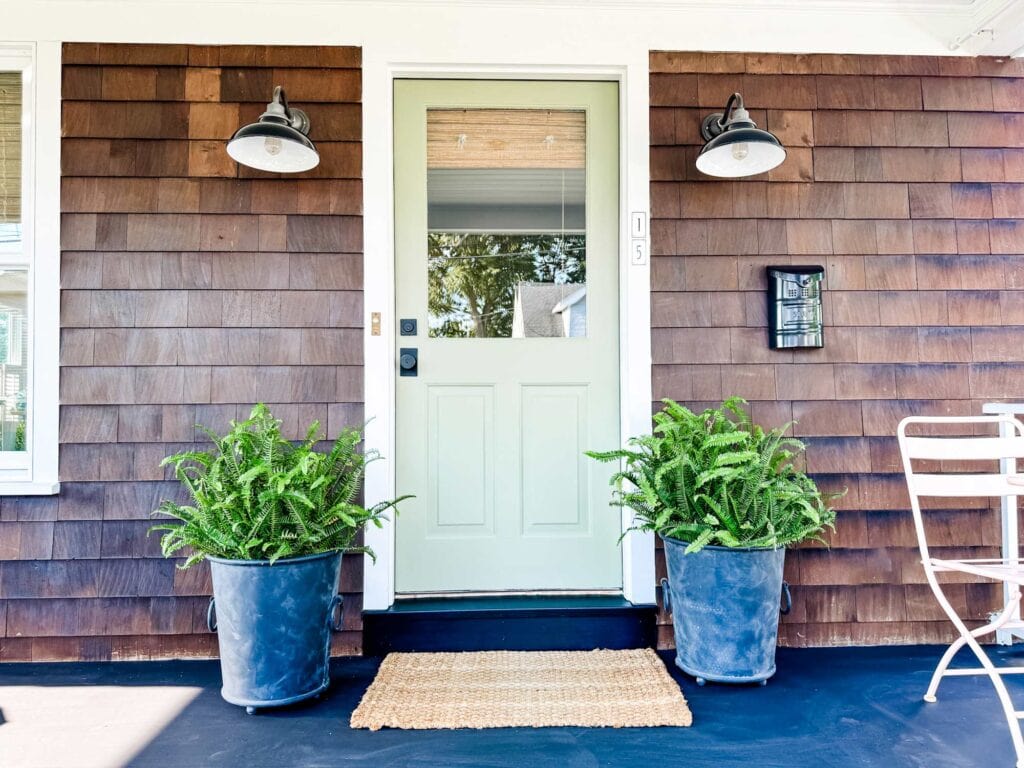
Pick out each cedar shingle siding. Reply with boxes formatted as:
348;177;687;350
0;44;363;661
6;45;1024;660
650;51;1024;647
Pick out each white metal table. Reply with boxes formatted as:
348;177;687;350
983;403;1024;645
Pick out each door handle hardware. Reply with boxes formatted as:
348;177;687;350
400;318;418;336
399;347;418;377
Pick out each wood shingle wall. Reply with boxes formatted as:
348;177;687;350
4;45;1024;660
650;51;1024;647
0;44;363;661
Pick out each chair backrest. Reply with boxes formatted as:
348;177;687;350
897;415;1024;561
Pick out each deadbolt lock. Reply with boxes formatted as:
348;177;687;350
399;347;418;377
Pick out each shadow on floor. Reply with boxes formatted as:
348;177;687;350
1;645;1022;767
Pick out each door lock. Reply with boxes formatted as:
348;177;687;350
399;347;418;377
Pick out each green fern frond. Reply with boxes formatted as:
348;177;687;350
587;398;839;553
149;404;413;568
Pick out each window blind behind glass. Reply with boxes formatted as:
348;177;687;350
0;73;22;232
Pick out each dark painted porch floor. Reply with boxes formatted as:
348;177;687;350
2;645;1021;767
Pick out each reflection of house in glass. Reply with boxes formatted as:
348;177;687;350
0;270;27;450
512;282;587;338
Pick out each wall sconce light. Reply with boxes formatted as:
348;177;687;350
226;86;319;173
696;92;786;178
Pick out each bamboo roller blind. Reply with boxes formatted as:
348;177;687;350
0;72;21;225
427;109;585;170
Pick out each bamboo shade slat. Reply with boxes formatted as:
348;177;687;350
0;72;22;225
427;109;585;170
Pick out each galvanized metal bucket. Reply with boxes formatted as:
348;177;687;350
207;550;344;712
660;536;790;685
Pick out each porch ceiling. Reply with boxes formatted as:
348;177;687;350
9;0;1024;59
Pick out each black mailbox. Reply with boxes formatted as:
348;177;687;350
767;265;824;349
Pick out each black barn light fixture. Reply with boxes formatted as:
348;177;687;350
226;86;320;173
696;92;786;178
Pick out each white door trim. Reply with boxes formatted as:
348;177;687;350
361;59;655;610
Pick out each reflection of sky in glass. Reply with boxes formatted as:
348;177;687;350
427;232;586;338
0;223;21;245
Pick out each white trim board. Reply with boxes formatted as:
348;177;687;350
361;60;655;609
14;0;994;16
2;2;980;58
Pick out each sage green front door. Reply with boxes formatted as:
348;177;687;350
394;80;621;593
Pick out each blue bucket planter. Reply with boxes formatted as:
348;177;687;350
207;550;344;713
660;536;791;685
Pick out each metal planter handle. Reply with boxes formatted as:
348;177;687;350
661;577;792;617
328;594;344;632
207;593;342;634
780;581;792;616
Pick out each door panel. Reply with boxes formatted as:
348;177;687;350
429;385;494;533
520;385;588;532
394;80;620;593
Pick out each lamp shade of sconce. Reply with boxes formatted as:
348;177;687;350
226;86;319;173
696;92;786;178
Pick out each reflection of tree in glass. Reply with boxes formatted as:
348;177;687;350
428;233;586;338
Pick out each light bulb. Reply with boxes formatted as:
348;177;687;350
264;136;282;156
731;143;750;161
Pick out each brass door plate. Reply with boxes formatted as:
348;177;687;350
371;311;381;336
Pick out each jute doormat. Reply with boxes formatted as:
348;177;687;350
349;648;692;730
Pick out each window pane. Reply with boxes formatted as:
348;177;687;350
0;269;28;450
426;109;586;338
0;72;21;249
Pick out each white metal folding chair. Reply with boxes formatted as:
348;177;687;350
898;415;1024;767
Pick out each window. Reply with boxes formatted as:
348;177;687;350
0;70;28;454
0;43;59;493
425;108;588;338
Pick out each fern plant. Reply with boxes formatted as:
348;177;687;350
151;404;410;567
587;398;838;553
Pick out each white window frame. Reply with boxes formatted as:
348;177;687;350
0;42;59;494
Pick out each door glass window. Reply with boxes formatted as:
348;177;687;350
426;108;586;338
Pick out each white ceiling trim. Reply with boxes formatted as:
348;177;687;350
10;0;1018;57
36;0;985;12
950;0;1024;55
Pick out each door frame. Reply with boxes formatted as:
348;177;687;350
361;60;655;610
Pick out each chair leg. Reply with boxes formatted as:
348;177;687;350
929;580;1024;766
924;632;968;704
960;622;1024;767
925;595;1019;702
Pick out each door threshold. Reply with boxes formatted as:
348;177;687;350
362;593;655;654
379;593;635;614
396;589;623;600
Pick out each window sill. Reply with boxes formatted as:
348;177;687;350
0;480;59;496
